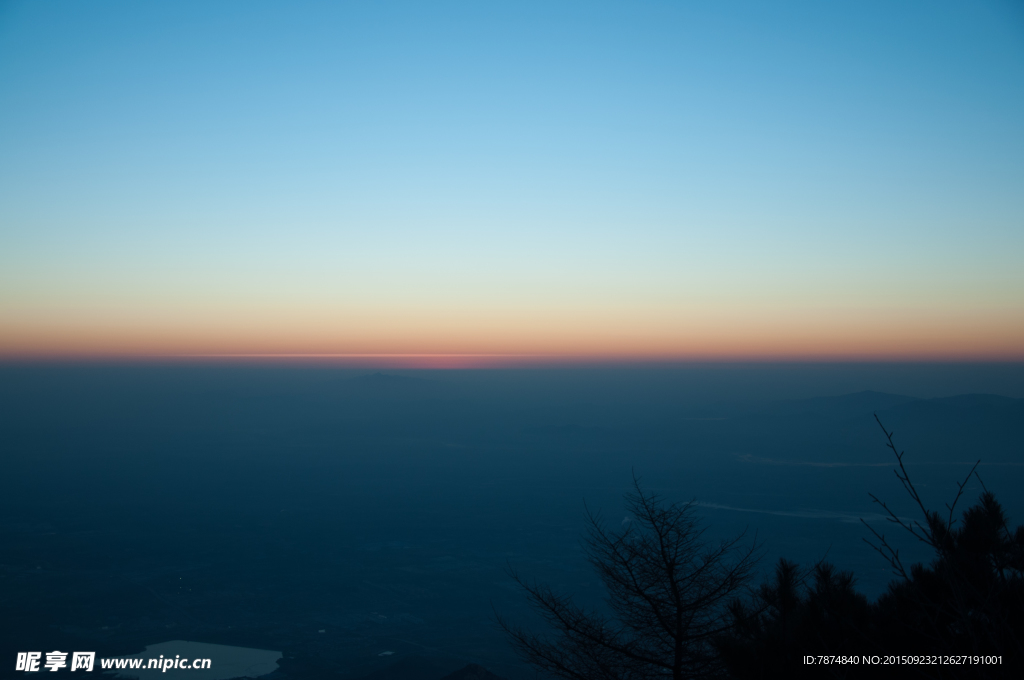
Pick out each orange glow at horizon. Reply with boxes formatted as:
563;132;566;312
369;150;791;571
3;305;1022;365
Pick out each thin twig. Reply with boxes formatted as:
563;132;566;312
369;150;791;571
945;459;980;531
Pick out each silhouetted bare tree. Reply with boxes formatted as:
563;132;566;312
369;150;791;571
499;478;760;680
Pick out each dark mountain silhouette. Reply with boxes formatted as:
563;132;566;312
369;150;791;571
697;392;1024;465
756;390;919;419
851;393;1024;463
439;663;508;680
351;656;507;680
352;655;463;680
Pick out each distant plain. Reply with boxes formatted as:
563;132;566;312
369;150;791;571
1;363;1022;679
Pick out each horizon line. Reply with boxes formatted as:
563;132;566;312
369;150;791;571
2;352;1024;368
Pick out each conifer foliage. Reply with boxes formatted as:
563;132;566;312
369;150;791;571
719;417;1024;678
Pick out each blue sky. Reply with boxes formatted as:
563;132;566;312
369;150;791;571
1;1;1022;359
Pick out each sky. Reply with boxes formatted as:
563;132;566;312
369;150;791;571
1;0;1023;363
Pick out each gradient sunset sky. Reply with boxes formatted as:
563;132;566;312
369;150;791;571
1;1;1022;364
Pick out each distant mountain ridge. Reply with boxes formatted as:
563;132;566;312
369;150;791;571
753;390;920;420
685;392;1023;465
860;393;1024;464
